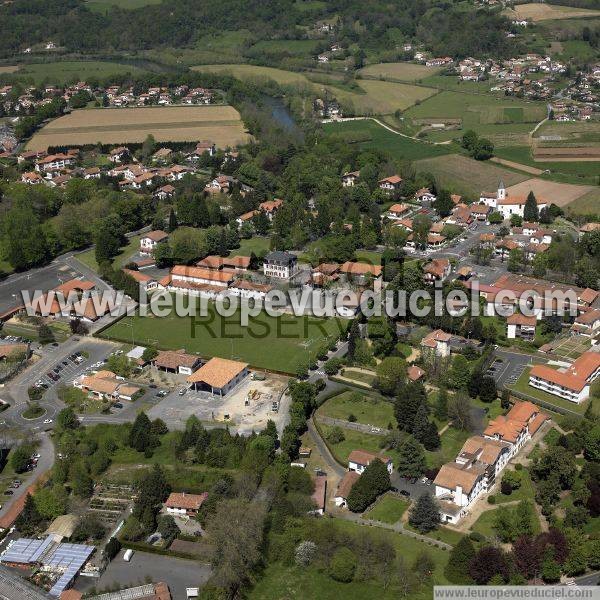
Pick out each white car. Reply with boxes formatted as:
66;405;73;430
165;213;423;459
43;419;52;424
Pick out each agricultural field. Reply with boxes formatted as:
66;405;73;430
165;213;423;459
505;178;594;207
0;65;19;74
504;2;600;21
323;119;453;161
13;60;145;84
27;105;249;151
248;39;321;57
566;188;600;215
86;0;163;11
413;154;529;197
192;64;311;86
98;301;347;374
359;62;440;82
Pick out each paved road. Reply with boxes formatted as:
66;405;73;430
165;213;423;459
573;571;600;586
307;417;346;478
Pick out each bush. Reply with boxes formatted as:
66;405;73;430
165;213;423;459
104;537;121;561
326;426;345;444
487;495;496;505
515;463;523;471
469;531;485;542
347;414;357;422
329;547;357;583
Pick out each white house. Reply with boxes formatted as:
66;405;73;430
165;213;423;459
348;449;393;475
229;279;273;301
164;492;208;516
506;313;537;340
341;171;360;187
140;230;169;255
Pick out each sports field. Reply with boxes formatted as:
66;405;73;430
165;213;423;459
0;66;19;74
504;2;600;21
98;302;347;374
414;154;529;196
14;61;145;84
27;105;249;150
359;62;440;82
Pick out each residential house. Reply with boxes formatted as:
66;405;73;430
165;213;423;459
122;269;158;292
506;313;537;339
386;203;411;220
378;175;402;194
529;352;600;404
140;230;169;255
74;370;140;401
341;171;360;187
259;199;283;220
164;492;208;517
21;171;43;185
407;365;425;382
334;471;360;508
571;308;600;338
420;329;452;357
108;147;129;163
339;261;382;286
423;258;451;283
415;187;436;202
348;449;393;475
154;184;176;201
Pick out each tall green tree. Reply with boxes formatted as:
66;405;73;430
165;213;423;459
523;191;539;222
396;435;427;479
409;493;440;533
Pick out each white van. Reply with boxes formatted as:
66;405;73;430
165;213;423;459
123;549;134;562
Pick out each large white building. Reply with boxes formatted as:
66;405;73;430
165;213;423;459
529;351;600;404
263;251;299;280
480;181;548;219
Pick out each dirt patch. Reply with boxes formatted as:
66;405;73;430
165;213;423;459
0;65;19;74
490;157;543;175
506;178;594;207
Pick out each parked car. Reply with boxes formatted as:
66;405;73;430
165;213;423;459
399;490;410;497
4;490;13;496
157;390;167;397
178;388;187;396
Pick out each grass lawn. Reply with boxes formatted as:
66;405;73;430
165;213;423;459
426;426;471;469
316;390;395;429
365;493;409;523
15;61;145;84
76;235;141;272
354;249;383;265
318;423;384;465
396;342;412;359
493;469;536;504
2;320;70;342
192;64;311;85
249;39;320;57
405;523;464;546
323;119;454;161
471;397;504;420
508;367;588;415
471;504;541;539
340;368;377;386
229;236;270;257
99;299;347;374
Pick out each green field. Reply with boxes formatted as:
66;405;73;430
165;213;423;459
250;519;449;600
14;61;145;84
508;367;588;415
99;300;346;374
249;39;321;57
228;236;271;257
413;154;529;197
566;189;600;215
192;64;311;85
86;0;163;12
75;235;141;272
316;391;395;428
318;423;385;465
359;62;440;82
323;119;453;161
365;493;409;523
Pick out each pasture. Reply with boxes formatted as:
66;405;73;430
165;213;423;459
14;61;145;84
359;62;440;82
191;64;311;85
27;105;249;151
414;154;529;197
249;39;320;57
505;178;594;207
566;189;600;215
504;3;600;21
323;119;453;161
98;302;347;374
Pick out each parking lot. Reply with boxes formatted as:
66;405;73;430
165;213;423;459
148;372;289;433
487;350;532;388
33;349;88;392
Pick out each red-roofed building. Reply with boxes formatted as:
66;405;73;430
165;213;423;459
140;230;169;255
420;329;452;357
348;449;393;474
310;474;327;515
334;471;359;508
506;313;537;340
378;175;402;193
164;492;208;516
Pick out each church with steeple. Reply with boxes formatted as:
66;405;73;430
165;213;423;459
479;180;547;219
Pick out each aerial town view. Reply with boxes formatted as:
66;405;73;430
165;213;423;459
0;0;600;598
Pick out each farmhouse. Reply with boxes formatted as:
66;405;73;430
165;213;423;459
263;251;299;280
21;171;43;184
187;357;249;396
529;352;600;404
153;350;202;375
140;230;168;254
164;492;208;516
348;449;393;475
334;471;360;508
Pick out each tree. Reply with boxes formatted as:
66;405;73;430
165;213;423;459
104;537;121;561
434;387;449;420
493;506;515;542
409;493;440;533
433;190;453;217
507;247;525;273
329;547;357;582
449;354;470;389
447;391;473;430
524;191;539;222
501;470;521;495
512;535;541;580
515;501;536;537
412;403;440;451
168;207;178;232
295;541;317;567
15;494;44;535
34;486;68;519
445;536;475;584
71;461;93;498
157;514;180;541
347;458;391;512
541;557;561;583
72;514;105;542
129;411;158;452
326;426;345;444
469;546;509;584
488;212;502;224
375;356;407;395
38;324;55;345
479;376;497;403
56;407;79;431
10;445;31;473
347;319;360;362
396;435;427;479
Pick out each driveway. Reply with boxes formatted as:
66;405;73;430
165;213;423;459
76;550;212;598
